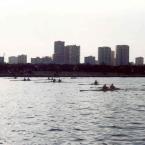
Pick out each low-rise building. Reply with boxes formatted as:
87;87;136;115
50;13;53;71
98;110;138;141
17;55;27;64
41;56;53;64
0;57;4;64
31;56;53;64
84;56;96;65
31;57;41;64
8;56;18;64
135;57;144;65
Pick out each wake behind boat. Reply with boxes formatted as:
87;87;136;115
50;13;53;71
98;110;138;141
80;88;121;92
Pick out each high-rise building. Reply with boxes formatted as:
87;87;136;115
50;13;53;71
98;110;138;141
64;45;80;64
84;56;96;65
135;57;144;65
69;45;80;64
116;45;129;66
8;56;18;64
17;55;27;64
53;41;80;65
64;46;70;64
111;51;115;66
53;41;65;64
98;47;111;65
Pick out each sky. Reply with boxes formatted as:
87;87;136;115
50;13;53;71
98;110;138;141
0;0;145;62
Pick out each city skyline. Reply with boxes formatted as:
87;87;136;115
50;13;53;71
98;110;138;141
0;0;145;62
1;40;145;64
4;41;144;65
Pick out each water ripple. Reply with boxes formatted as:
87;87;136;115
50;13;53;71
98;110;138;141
1;77;145;144
48;128;63;132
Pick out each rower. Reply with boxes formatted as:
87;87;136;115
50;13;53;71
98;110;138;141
27;77;31;81
58;79;62;83
102;84;108;91
94;80;98;85
110;84;115;90
52;79;56;83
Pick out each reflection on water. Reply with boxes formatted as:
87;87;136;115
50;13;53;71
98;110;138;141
0;77;145;144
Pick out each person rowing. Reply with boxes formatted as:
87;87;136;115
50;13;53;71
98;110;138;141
102;84;109;91
52;79;56;83
58;79;62;83
27;77;31;81
23;77;26;81
101;84;120;91
94;80;98;85
110;84;115;90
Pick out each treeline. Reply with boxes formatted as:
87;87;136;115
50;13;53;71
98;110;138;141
0;64;144;75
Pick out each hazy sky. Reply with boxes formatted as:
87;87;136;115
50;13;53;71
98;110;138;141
0;0;145;62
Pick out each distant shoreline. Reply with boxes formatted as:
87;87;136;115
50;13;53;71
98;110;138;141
1;71;145;77
0;64;145;77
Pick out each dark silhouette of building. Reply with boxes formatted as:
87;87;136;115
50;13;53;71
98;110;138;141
84;56;96;65
98;47;111;65
64;45;80;64
0;57;4;64
8;56;18;64
53;41;65;64
135;57;144;65
116;45;129;66
31;56;53;64
53;41;80;64
17;54;27;64
64;45;70;64
111;51;115;66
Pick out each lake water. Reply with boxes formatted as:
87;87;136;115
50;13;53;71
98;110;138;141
0;77;145;145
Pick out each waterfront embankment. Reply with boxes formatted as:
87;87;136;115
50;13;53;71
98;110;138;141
1;71;145;77
0;64;145;77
